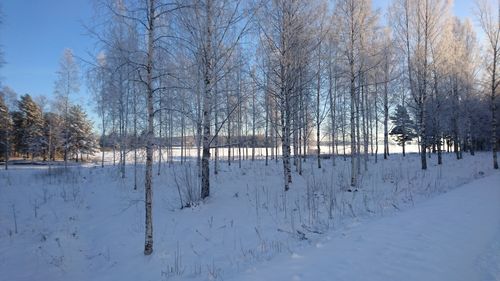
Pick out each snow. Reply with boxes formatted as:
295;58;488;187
94;143;421;165
230;170;500;281
0;153;499;281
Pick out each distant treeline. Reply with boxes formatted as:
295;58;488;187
0;93;98;165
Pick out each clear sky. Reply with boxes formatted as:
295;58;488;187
1;0;94;106
372;0;477;19
0;0;480;112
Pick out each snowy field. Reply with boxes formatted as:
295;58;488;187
92;143;421;165
0;152;499;281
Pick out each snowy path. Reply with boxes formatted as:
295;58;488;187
231;173;500;281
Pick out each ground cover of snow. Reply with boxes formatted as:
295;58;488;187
231;168;500;281
94;143;420;164
0;152;498;281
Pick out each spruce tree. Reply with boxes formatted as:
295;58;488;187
390;105;417;156
0;95;12;168
68;105;97;161
18;94;45;159
11;111;24;156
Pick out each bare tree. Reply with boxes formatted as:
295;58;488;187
335;0;378;187
475;0;500;169
54;48;80;166
179;0;254;198
391;0;451;170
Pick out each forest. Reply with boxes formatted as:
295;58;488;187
1;0;500;280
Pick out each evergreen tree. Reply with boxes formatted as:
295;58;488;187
0;94;12;168
67;105;98;161
390;105;417;156
43;112;63;161
18;94;45;159
11;111;24;156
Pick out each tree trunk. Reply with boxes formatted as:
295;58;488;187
374;84;379;163
214;81;219;175
143;0;155;256
350;70;357;187
316;43;322;169
101;112;105;168
437;135;442;165
383;74;389;160
227;81;232;166
157;97;162;176
4;124;9;170
265;81;269;166
201;0;213;199
492;49;499;169
252;87;256;162
133;90;138;190
328;57;337;166
361;75;368;172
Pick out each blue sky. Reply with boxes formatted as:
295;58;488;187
0;0;479;112
373;0;476;19
1;0;94;105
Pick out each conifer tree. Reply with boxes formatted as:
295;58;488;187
390;105;417;156
0;95;12;168
18;94;44;159
67;105;98;161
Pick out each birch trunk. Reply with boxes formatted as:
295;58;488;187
143;0;155;256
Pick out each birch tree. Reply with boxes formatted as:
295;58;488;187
179;0;253;198
391;0;451;170
54;48;80;166
335;0;378;187
99;0;183;255
475;0;500;169
258;0;321;190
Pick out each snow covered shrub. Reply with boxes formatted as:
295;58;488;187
172;163;200;208
161;242;185;279
305;172;323;226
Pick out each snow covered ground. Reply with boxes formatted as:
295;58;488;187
93;142;420;164
231;170;500;281
0;152;498;281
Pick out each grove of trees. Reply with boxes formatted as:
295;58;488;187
0;49;97;169
0;90;98;168
1;0;499;256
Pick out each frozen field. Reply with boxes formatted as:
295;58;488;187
0;152;498;281
91;142;421;165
